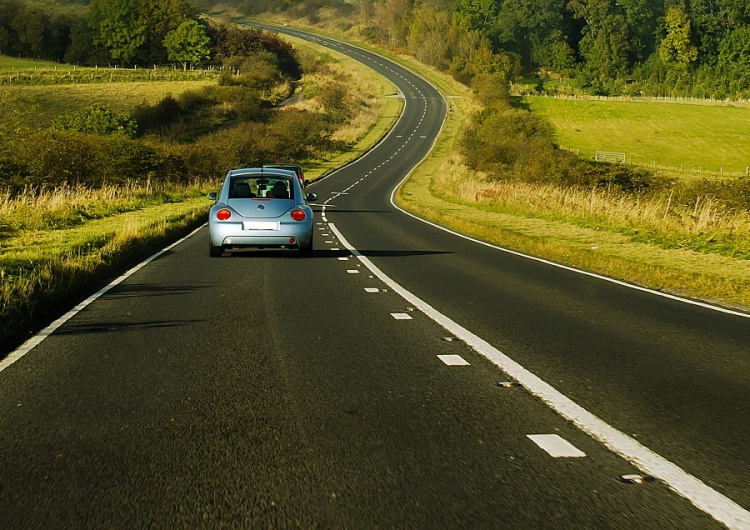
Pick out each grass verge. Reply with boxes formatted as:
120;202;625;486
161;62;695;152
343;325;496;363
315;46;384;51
1;194;210;353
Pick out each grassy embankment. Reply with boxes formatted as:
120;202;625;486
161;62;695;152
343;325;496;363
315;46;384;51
0;46;399;352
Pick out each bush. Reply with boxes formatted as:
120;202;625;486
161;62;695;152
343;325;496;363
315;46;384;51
132;95;182;136
1;130;190;193
460;107;555;173
51;103;137;138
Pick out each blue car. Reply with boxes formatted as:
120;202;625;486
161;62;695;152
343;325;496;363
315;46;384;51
207;168;318;257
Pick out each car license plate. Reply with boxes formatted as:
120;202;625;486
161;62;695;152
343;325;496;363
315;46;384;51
243;221;279;231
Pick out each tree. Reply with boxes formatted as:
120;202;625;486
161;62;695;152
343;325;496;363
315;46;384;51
659;6;698;68
0;0;23;55
373;0;411;48
64;17;97;65
569;0;631;85
89;0;147;64
717;25;750;68
492;0;569;70
452;0;499;34
137;0;193;63
11;7;49;58
408;6;452;68
164;19;211;70
617;0;659;64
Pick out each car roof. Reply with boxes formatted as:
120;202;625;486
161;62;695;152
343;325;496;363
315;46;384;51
227;167;298;178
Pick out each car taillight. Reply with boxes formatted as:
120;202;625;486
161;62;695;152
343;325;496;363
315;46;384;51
291;209;306;221
216;208;231;220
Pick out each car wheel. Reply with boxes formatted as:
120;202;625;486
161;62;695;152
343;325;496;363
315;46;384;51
299;234;313;258
209;239;223;257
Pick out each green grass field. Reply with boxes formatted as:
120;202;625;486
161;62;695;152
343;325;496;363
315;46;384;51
6;80;215;128
1;55;217;129
0;56;62;70
524;96;750;176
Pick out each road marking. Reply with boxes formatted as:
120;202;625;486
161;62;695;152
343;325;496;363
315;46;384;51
327;222;750;530
346;269;359;274
438;354;470;366
528;434;586;458
391;313;412;320
365;287;380;293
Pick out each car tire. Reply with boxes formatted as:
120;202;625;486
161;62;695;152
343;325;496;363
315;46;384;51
299;234;313;258
209;239;223;257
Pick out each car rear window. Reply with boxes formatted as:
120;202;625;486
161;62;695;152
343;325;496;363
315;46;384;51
228;176;294;200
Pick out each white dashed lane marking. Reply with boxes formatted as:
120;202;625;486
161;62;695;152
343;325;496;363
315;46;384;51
437;354;470;366
528;434;586;458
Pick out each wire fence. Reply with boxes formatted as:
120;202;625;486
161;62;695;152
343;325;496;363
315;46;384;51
0;64;221;86
535;93;750;108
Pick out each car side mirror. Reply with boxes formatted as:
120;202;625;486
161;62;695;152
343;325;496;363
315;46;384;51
207;191;218;201
306;193;318;202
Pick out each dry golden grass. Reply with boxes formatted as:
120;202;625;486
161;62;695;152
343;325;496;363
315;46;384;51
433;158;750;246
0;181;208;234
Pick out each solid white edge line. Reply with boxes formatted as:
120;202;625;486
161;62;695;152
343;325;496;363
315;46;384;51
0;224;207;374
328;222;750;530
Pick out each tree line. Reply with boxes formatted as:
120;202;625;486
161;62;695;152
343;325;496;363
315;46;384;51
0;0;296;74
222;0;750;98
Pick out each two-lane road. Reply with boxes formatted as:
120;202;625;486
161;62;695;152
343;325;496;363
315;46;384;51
1;26;749;529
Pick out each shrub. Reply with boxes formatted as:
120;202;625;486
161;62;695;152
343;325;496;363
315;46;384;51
132;95;182;136
51;104;137;138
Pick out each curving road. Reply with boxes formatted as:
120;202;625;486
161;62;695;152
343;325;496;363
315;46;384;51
1;26;749;529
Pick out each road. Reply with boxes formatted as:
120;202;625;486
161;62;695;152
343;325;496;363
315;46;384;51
1;26;749;529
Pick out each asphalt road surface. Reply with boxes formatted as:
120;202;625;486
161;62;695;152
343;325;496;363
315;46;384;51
1;25;749;530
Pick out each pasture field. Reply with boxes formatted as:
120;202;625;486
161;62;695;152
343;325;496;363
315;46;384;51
524;96;750;177
16;0;87;17
4;80;216;129
1;55;218;129
0;56;61;70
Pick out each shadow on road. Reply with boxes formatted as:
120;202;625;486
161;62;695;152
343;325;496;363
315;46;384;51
54;319;203;336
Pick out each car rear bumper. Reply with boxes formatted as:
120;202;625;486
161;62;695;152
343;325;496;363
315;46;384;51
209;223;313;248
